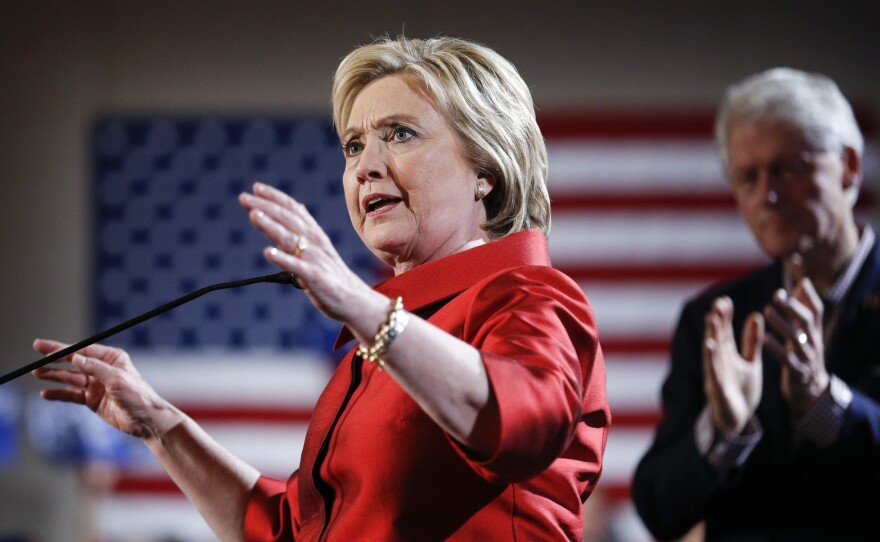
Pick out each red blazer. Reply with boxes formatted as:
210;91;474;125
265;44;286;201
244;229;610;541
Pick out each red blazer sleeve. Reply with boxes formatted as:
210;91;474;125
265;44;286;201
448;266;606;483
243;473;300;541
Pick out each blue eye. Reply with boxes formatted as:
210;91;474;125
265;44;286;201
390;126;415;142
343;139;364;157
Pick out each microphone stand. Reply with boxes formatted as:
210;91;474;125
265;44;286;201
0;271;300;386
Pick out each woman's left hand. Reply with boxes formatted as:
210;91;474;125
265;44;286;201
239;182;380;323
762;277;830;419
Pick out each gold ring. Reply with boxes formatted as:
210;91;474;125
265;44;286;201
292;236;309;257
795;330;808;346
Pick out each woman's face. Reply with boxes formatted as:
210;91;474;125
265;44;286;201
341;74;491;273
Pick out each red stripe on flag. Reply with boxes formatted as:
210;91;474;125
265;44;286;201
551;193;736;211
538;111;716;139
550;190;874;212
599;338;671;356
611;411;663;428
113;475;181;495
559;263;759;283
537;109;876;138
180;405;313;424
598;482;633;502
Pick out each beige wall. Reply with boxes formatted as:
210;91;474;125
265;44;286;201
1;1;877;539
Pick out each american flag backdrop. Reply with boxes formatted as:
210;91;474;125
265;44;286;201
48;113;877;541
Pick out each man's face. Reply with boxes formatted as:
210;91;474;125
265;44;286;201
726;120;857;260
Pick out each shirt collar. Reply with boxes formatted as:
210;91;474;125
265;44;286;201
333;229;550;349
782;224;875;306
825;224;875;305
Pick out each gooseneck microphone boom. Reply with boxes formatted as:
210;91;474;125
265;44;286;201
0;271;301;386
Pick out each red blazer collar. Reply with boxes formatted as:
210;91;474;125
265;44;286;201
333;229;550;349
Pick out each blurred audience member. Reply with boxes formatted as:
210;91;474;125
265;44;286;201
633;68;880;541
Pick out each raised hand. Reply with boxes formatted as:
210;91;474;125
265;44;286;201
702;297;764;435
762;278;829;419
31;339;182;440
238;182;382;324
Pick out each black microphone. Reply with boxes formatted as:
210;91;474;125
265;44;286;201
0;271;302;386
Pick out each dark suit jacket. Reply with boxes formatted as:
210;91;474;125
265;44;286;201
632;237;880;541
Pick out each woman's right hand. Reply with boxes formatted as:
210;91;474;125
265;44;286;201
31;339;183;440
239;183;382;325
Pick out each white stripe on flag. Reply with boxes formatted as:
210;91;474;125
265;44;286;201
550;210;765;265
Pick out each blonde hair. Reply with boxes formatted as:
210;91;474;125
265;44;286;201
332;36;550;239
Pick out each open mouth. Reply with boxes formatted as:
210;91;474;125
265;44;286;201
363;194;403;214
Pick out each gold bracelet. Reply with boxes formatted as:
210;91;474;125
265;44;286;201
356;296;410;370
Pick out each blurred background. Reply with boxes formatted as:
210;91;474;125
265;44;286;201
1;1;878;541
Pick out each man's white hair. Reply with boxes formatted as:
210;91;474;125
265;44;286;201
715;67;863;205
